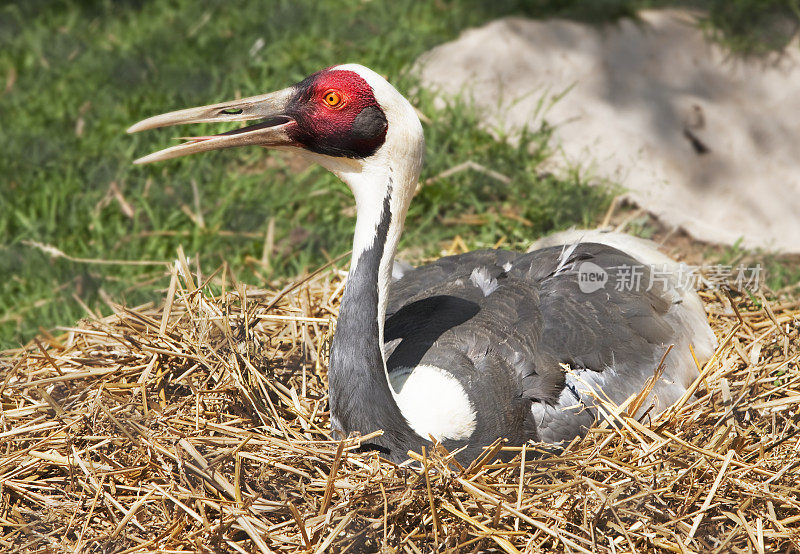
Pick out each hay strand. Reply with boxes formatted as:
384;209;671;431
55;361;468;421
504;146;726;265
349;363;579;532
0;259;798;552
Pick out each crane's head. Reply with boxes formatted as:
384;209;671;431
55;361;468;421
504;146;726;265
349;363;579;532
128;64;423;175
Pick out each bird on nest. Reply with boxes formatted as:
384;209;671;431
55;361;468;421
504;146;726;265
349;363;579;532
129;64;717;464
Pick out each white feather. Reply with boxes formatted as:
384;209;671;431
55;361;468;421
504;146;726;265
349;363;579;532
553;240;581;275
389;365;477;441
469;267;499;297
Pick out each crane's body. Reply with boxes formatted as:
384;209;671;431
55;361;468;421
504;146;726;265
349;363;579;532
129;64;716;464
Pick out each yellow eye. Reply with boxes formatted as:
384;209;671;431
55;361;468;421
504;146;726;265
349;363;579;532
324;90;342;107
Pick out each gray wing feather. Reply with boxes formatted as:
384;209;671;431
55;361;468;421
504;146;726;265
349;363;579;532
385;243;707;447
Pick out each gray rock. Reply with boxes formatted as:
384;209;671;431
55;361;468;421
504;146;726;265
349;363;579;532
416;10;800;253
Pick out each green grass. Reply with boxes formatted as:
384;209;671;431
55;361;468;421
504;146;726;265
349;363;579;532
2;0;798;349
700;0;800;54
713;240;800;294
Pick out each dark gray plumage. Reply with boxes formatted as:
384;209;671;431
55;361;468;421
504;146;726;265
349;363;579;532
375;244;689;461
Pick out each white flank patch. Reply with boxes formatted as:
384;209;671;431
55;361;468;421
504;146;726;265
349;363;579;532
389;365;476;441
532;360;690;427
469;267;499;297
530;365;612;430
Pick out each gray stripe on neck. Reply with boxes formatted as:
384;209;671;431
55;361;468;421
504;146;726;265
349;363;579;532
328;186;422;459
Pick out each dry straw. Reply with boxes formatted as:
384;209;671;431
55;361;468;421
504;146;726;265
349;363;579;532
1;253;798;553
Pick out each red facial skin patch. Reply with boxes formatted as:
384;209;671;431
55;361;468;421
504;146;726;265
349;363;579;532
286;69;388;159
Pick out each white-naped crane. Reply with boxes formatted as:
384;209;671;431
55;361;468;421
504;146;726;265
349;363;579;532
128;64;717;464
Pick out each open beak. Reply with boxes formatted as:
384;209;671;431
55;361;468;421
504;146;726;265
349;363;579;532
127;87;296;164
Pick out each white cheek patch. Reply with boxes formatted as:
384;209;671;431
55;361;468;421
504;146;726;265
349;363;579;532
389;365;477;441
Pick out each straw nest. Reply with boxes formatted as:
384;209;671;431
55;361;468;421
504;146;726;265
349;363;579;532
1;248;799;554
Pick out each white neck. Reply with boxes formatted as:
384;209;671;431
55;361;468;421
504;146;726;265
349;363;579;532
316;68;426;449
312;84;425;354
326;147;422;348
